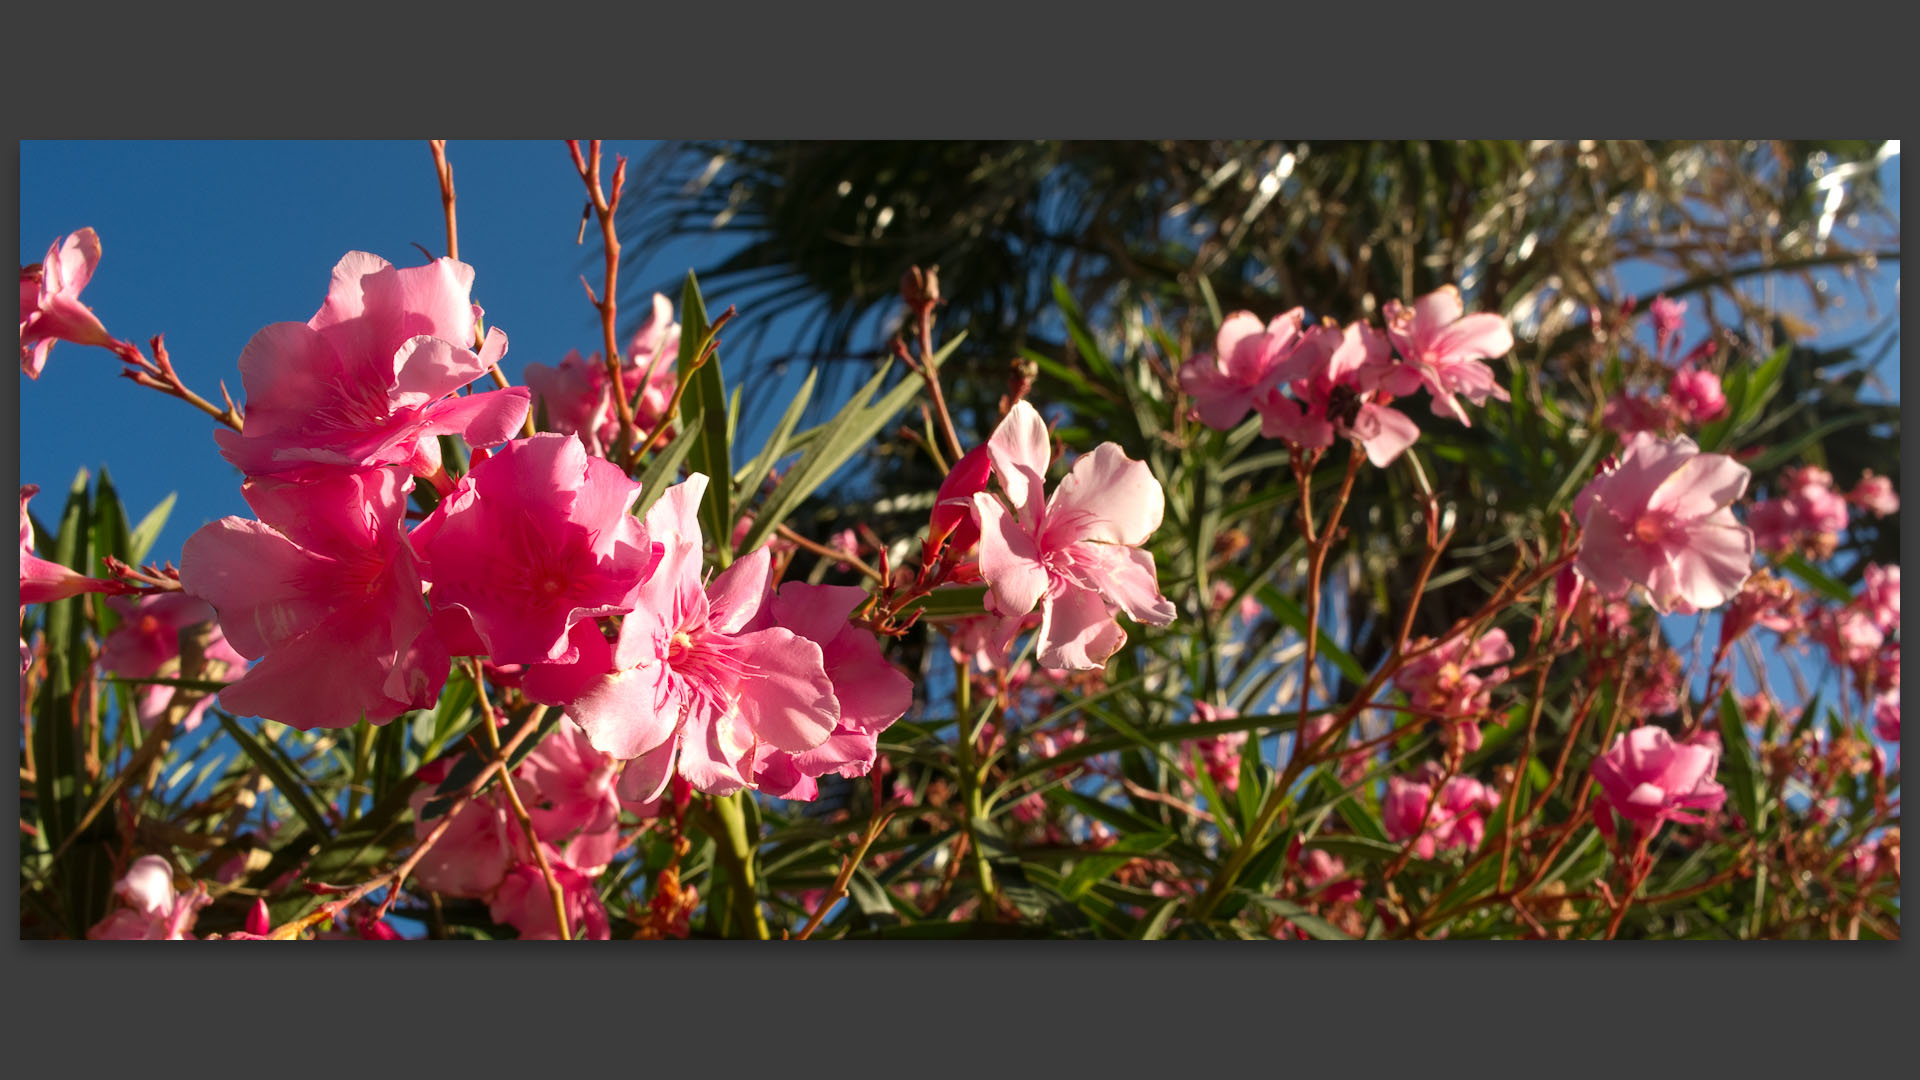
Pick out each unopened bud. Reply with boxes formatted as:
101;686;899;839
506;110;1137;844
901;265;941;313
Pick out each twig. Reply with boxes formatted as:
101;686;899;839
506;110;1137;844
470;661;571;940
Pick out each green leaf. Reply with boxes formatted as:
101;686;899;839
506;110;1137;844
633;414;703;521
1248;578;1369;687
892;584;985;621
1301;835;1404;863
215;713;331;838
675;271;730;563
126;492;177;565
1743;413;1870;474
733;366;817;506
998;709;1305;791
1248;895;1354;940
1051;276;1119;386
1777;552;1853;604
1134;896;1182;940
737;358;927;555
1716;690;1764;830
1059;831;1174;901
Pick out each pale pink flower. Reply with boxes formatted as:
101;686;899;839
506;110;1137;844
1874;691;1899;744
826;529;860;560
1377;285;1514;426
523;349;615;454
973;401;1175;670
1573;432;1754;614
408;757;518;898
523;299;680;459
212;253;529;481
99;593;250;732
1666;364;1727;425
410;433;658;665
1257;320;1421;467
1648;295;1687;355
1602;392;1670;437
1394;628;1513;752
1717;571;1803;653
1297;847;1361;904
181;467;449;730
1189;702;1247;793
625;293;683;437
1848;470;1899;517
19;484;133;608
488;860;612;940
87;856;210;940
514;722;625;873
523;473;839;802
20;228;121;379
1382;769;1500;858
746;583;914;802
1860;564;1899;633
1590;725;1727;838
1178;309;1310;429
730;512;798;558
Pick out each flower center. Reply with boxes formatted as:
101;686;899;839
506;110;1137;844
1632;512;1672;545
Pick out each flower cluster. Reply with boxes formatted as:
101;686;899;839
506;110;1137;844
180;252;915;808
1179;285;1515;466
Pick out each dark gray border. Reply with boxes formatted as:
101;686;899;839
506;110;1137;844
6;2;1908;1073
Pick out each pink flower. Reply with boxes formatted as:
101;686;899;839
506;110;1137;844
1573;432;1755;614
1848;470;1899;517
488;861;612;940
747;583;914;801
523;349;615;454
1601;392;1670;437
1189;702;1247;792
180;466;449;730
99;593;250;732
212;252;529;481
522;302;680;459
1178;309;1309;429
1394;628;1513;753
1377;285;1514;426
410;433;659;665
1590;725;1727;838
625;293;683;438
87;856;210;940
1666;364;1728;425
20;228;121;379
514;723;625;873
1257;321;1420;467
1382;768;1500;858
1860;563;1900;633
1716;572;1804;657
1298;848;1361;904
973;401;1176;670
523;473;839;802
408;759;518;899
19;484;133;607
1648;295;1687;355
1874;691;1899;744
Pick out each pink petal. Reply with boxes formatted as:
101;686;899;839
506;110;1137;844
1046;443;1165;547
730;626;839;753
568;664;678;760
988;400;1052;522
1036;585;1127;671
974;493;1049;620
